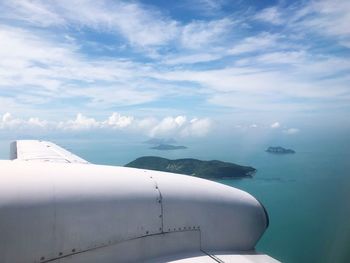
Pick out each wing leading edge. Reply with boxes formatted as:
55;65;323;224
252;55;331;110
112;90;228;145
10;140;89;164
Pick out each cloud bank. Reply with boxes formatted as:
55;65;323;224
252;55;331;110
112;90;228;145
0;112;212;138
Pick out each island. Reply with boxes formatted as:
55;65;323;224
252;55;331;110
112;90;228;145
150;144;187;150
125;156;256;179
266;146;295;154
144;138;177;145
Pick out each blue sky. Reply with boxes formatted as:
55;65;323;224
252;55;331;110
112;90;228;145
0;0;349;139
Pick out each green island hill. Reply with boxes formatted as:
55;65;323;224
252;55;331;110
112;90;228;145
125;156;256;179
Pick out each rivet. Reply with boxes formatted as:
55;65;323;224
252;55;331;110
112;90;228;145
72;249;76;252
158;200;161;203
59;252;63;256
146;231;149;234
40;256;45;261
168;228;170;231
155;186;158;189
159;214;162;218
159;228;162;231
178;228;181;231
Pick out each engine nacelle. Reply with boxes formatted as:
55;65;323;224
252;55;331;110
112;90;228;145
0;160;268;263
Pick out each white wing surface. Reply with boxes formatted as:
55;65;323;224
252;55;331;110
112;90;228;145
10;140;89;164
1;140;280;262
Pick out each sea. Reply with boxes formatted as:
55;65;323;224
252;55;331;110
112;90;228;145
0;135;349;263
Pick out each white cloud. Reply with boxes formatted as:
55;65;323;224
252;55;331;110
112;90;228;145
180;118;212;137
180;18;232;49
300;0;350;39
135;117;158;131
0;0;349;119
28;117;48;128
0;25;165;110
208;92;318;111
271;122;280;128
58;113;100;131
0;113;22;129
162;53;221;65
140;115;213;139
104;112;134;129
229;32;279;55
2;112;12;123
283;128;300;135
254;6;284;25
250;0;350;44
149;116;185;137
1;0;65;27
0;112;49;130
0;0;179;47
0;0;234;50
154;52;350;111
106;2;179;47
0;112;212;138
175;116;187;126
256;51;306;65
260;0;350;48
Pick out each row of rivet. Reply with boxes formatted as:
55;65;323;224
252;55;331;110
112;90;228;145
39;225;201;261
144;225;200;235
40;248;76;261
40;174;165;262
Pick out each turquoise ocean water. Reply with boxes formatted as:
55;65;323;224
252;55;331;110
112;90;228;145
0;137;349;263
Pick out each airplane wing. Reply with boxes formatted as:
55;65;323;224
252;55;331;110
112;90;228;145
2;140;280;263
9;140;89;164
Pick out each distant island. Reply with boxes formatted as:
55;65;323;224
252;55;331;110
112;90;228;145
144;138;187;151
125;156;256;179
144;138;177;145
266;146;295;154
150;144;187;150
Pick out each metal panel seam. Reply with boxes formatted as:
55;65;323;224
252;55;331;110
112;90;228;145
149;175;164;232
200;249;225;263
40;230;199;262
44;142;72;163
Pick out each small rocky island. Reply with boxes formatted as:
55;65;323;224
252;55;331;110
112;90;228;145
125;156;256;179
266;146;295;154
150;144;187;150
